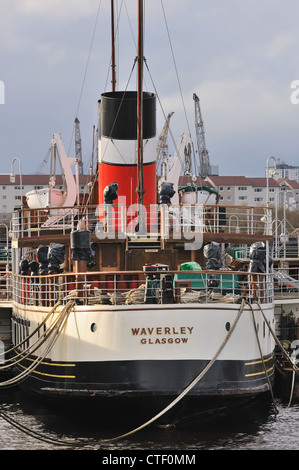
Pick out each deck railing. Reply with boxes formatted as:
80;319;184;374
0;271;12;302
10;269;274;308
10;203;272;240
274;266;299;297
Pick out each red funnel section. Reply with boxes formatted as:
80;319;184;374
97;91;157;231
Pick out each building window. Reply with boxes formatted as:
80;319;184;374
238;186;247;191
254;188;262;192
239;196;247;200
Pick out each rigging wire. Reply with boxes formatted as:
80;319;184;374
160;0;192;140
67;0;103;157
144;60;184;170
82;59;138;215
35;148;51;175
80;0;139;208
156;0;196;175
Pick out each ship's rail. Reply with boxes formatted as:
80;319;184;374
10;203;272;240
274;265;299;297
0;271;12;302
273;220;299;259
10;269;274;308
274;236;299;260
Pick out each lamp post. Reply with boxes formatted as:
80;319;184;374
265;156;277;300
266;156;277;208
10;157;23;210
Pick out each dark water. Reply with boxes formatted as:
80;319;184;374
0;388;298;452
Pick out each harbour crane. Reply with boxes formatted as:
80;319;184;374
156;112;174;177
74;117;84;175
193;93;210;178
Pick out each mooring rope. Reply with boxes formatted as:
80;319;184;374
102;298;247;443
254;301;299;409
0;299;62;369
0;408;76;448
0;299;247;448
255;301;299;375
287;364;296;408
0;300;75;387
3;298;294;448
247;301;278;413
0;299;80;447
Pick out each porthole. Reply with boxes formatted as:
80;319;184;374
225;322;231;332
90;323;97;333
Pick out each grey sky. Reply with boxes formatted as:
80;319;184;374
0;0;298;178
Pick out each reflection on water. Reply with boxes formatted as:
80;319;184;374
0;388;298;450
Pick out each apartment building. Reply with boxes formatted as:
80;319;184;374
0;174;90;224
266;161;299;183
205;175;299;209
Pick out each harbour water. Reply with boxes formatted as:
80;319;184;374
0;388;298;451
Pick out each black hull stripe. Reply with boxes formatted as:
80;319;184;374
14;356;275;396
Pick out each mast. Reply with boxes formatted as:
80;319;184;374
111;0;117;91
136;0;145;232
98;0;156;223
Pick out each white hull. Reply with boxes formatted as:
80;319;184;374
11;299;275;404
13;301;275;364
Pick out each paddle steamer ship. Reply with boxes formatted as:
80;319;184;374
7;0;276;422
